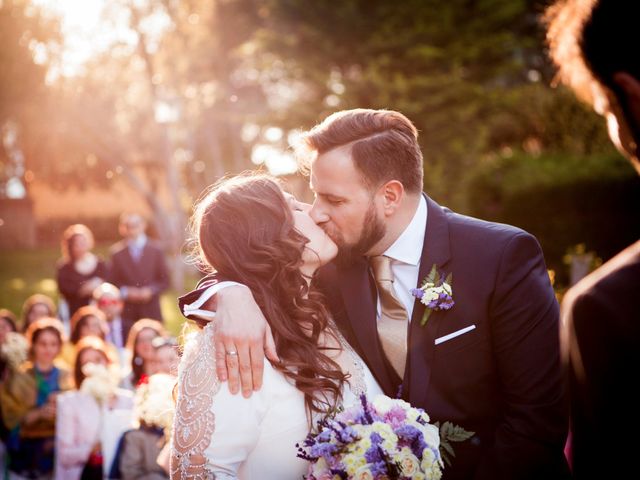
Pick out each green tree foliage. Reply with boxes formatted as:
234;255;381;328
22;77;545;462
466;151;640;281
249;0;558;194
245;1;617;198
0;0;60;197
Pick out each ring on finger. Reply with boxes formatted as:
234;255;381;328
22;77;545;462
226;350;238;356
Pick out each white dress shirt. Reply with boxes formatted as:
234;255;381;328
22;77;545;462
376;195;427;321
127;234;147;262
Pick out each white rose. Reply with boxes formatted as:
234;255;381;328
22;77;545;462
421;423;440;449
353;466;374;480
372;394;394;413
396;448;420;476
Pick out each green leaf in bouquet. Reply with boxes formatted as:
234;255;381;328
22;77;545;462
420;308;432;326
427;264;438;284
435;421;475;467
445;272;453;286
441;421;475;442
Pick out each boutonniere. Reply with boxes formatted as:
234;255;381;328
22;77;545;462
410;264;455;326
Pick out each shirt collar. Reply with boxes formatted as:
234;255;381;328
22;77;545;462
129;234;147;249
383;195;427;266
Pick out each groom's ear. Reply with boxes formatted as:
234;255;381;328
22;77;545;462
380;180;404;215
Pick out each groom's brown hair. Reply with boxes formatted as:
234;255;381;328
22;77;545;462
299;108;424;193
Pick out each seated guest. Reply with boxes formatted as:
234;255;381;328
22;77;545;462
0;309;18;380
0;309;18;342
121;319;166;390
59;306;118;369
1;317;71;478
56;224;109;319
21;294;56;333
119;373;174;480
0;309;19;469
150;336;179;376
55;336;133;480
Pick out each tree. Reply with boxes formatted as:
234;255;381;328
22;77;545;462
14;0;269;288
235;0;615;205
0;0;60;198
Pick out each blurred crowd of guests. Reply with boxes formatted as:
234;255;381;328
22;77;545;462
0;213;178;480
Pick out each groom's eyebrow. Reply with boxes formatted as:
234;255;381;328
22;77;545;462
316;192;346;202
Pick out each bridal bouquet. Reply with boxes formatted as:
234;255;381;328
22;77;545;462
134;373;176;436
298;395;467;480
0;332;28;370
80;362;120;404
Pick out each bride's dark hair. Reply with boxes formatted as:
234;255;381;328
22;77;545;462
190;173;346;417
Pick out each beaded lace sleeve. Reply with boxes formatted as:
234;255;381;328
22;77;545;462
170;322;219;479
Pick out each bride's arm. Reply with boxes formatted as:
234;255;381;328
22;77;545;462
170;323;268;480
179;281;278;398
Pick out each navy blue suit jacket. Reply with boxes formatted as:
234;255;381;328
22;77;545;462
109;239;169;323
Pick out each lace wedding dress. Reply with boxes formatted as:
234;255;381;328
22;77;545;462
171;323;383;480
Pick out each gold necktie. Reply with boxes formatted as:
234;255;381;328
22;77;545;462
370;255;408;378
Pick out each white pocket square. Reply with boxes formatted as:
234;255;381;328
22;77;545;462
434;325;476;345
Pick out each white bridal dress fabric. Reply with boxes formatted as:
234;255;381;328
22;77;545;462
171;322;383;480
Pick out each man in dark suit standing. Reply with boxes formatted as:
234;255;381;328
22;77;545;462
109;213;169;324
546;1;640;477
180;109;569;479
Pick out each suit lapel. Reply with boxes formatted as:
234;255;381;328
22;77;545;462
337;258;396;395
404;195;452;406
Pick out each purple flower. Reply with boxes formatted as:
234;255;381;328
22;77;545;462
335;425;358;444
383;406;407;428
410;288;424;299
369;460;388;477
365;444;384;464
310;442;338;460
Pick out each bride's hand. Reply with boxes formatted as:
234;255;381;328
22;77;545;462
213;285;279;398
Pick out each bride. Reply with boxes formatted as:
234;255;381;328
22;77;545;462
170;174;382;479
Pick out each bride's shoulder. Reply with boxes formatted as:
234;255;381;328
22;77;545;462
177;325;283;401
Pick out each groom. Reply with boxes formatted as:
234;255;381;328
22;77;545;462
179;109;569;479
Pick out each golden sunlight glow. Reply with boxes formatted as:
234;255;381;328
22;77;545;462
33;0;108;77
32;0;172;79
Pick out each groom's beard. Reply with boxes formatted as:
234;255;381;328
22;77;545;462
334;202;386;268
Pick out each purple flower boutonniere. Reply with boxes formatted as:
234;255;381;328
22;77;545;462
411;264;455;326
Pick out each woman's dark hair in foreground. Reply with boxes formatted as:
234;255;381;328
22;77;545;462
191;173;346;418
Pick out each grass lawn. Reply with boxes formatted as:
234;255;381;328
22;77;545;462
0;245;199;336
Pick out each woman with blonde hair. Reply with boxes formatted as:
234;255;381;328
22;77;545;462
56;224;109;318
21;293;56;333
